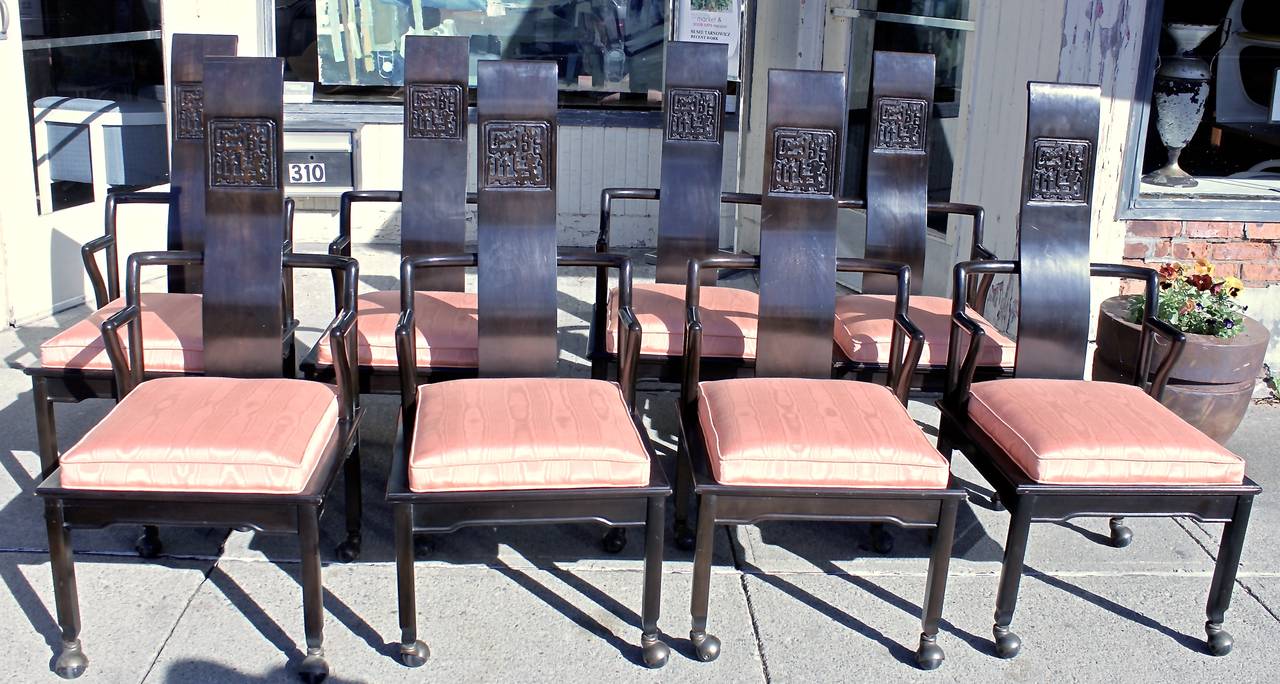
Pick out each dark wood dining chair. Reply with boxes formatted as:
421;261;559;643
936;81;1260;660
589;41;763;385
387;60;672;670
26;33;300;558
34;57;362;683
679;67;964;671
833;50;1009;391
302;35;481;397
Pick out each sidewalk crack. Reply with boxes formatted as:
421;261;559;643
139;559;218;682
728;527;771;683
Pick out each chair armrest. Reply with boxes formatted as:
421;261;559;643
837;257;923;402
81;235;115;309
395;253;479;427
108;250;204;393
561;250;642;409
286;252;360;422
1088;262;1188;399
92;191;173;306
334;190;401;256
590;189;656;366
946;259;1018;405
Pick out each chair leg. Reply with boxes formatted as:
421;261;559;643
297;505;328;683
45;500;88;679
689;494;720;662
1205;495;1254;656
640;495;670;668
335;438;362;562
395;503;429;667
916;498;959;671
992;495;1035;659
32;377;59;476
1108;516;1133;548
672;446;696;552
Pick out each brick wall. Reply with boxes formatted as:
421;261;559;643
1121;221;1280;293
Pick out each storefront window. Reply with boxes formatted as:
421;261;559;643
20;0;166;213
283;1;666;103
1123;0;1280;215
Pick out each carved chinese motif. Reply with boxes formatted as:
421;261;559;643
482;120;550;189
1030;137;1091;203
874;97;927;152
769;127;836;196
208;118;278;188
666;87;721;142
175;83;205;140
407;83;464;140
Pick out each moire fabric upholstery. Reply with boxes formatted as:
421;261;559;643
606;282;759;359
696;378;950;489
968;379;1246;485
39;293;203;372
60;377;340;494
316;289;478;369
834;294;1015;367
409;378;651;492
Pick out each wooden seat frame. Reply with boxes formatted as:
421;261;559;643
386;60;672;671
935;81;1260;660
677;68;965;671
34;57;362;683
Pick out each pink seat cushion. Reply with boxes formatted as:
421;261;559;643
60;377;340;494
697;378;949;489
968;379;1246;485
606;282;759;359
834;294;1015;367
315;289;478;369
39;293;203;372
409;378;651;492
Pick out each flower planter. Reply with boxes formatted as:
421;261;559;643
1093;295;1270;443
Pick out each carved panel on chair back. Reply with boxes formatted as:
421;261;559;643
755;69;847;379
656;41;728;286
476;61;559;377
863;51;934;295
1013;82;1101;380
403;36;470;291
201;57;287;378
168;33;238;293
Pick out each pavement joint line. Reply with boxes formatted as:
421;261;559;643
727;526;772;683
1237;581;1280;625
139;559;219;683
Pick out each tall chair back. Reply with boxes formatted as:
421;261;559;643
1013;82;1100;380
863;51;934;295
201;57;287;378
755;69;848;379
403;35;470;291
656;41;729;286
475;60;560;377
168;33;239;292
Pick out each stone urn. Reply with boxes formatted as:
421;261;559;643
1142;22;1219;188
1093;295;1270;443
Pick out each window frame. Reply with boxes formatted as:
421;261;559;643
1116;0;1280;221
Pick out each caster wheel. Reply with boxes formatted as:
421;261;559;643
335;535;362;563
414;535;435;558
400;640;430;667
1109;520;1133;549
54;641;88;679
1206;624;1233;656
993;626;1021;659
135;528;163;559
602;528;627;554
298;650;329;683
691;631;721;662
915;635;945;671
870;525;894;555
990;492;1004;511
673;522;696;552
641;638;670;668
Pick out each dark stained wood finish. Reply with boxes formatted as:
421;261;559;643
403;35;470;292
863;51;933;295
655;41;728;286
756;69;846;379
1013;82;1099;380
201;57;286;378
167;33;238;293
476;60;559;377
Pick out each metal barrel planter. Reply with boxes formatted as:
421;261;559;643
1093;294;1270;443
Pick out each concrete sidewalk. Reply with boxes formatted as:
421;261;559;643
0;245;1276;682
